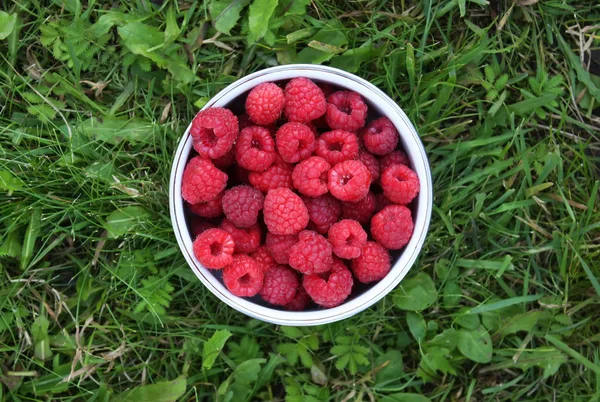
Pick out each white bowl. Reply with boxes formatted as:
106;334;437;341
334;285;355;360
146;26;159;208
169;64;433;326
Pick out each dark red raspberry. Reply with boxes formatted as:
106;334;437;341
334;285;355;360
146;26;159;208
246;82;285;125
265;232;298;264
182;156;228;204
328;160;371;202
235;126;276;172
357;149;380;182
192;228;235;269
263;188;309;235
220;219;261;253
260;265;299;305
381;164;420;205
190;107;238;159
341;191;376;225
251;246;277;273
362;117;399;155
190;217;216;238
328;219;368;259
248;156;294;193
189;193;223;218
284;283;311;311
315;130;359;165
351;241;391;283
284;77;326;123
223;254;264;297
276;122;315;163
212;149;235;169
303;194;342;234
325;91;368;131
303;257;353;308
371;205;414;250
380;150;410;172
292;156;331;197
374;193;393;213
289;230;333;275
222;185;264;228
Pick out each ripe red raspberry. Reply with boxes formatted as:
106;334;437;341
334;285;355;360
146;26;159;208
303;257;353;308
325;91;368;131
260;265;299;305
222;185;264;228
289;230;334;275
328;219;367;260
212;149;235;169
303;194;341;234
189;193;223;218
276;122;315;163
220;219;261;253
351;241;391;283
315;130;359;165
182;156;228;204
371;205;414;250
235;126;276;172
248;156;294;193
284;283;311;311
251;246;277;274
380;150;410;172
263;188;309;235
190;107;238;159
284;77;326;123
223;254;264;297
341;191;376;225
265;232;298;264
357;149;380;182
381;164;420;205
374;193;393;213
246;82;285;125
190;217;216;238
192;228;235;269
328;160;371;202
362;117;399;155
292;156;331;197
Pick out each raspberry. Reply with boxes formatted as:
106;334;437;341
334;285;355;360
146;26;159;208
182;156;228;204
265;232;298;264
192;228;235;269
222;185;264;228
235;126;276;172
284;77;326;123
357;150;380;183
190;107;238;159
251;246;277;273
259;265;299;305
189;193;223;218
220;219;261;253
303;194;342;234
223;254;264;297
351;241;391;283
371;205;414;250
328;219;368;259
289;230;334;275
212;149;235;169
380;150;410;172
303;257;353;308
325;91;368;131
276;122;315;163
362;117;399;155
341;191;376;225
374;193;393;213
328;160;371;202
284;283;311;311
263;188;309;235
190;217;216;238
292;156;331;197
248;156;294;193
246;82;285;125
381;164;420;205
315;130;359;165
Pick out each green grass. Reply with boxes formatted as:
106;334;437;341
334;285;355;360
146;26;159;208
1;0;599;401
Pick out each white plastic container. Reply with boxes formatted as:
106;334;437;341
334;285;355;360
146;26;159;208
169;64;433;326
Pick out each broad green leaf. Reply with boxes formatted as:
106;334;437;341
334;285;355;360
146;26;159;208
455;312;480;329
507;94;556;116
330;40;379;73
0;311;15;331
118;22;168;66
113;376;186;402
252;353;286;396
164;7;180;44
21;208;41;270
443;281;462;307
0;230;21;259
31;315;52;361
427;328;459;351
435;258;457;281
457;327;493;363
76;116;154;144
513;348;568;379
0;11;17;40
406;311;427;342
277;0;311;15
105;206;151;239
393;272;438;311
295;26;347;64
232;358;266;384
381;393;432;402
418;347;456;382
84;162;115;182
203;329;232;369
248;0;278;41
210;0;250;35
375;350;404;385
0;170;24;192
499;311;546;335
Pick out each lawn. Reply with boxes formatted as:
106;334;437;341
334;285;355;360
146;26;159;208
1;0;599;401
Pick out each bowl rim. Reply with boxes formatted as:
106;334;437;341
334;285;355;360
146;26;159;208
169;64;433;326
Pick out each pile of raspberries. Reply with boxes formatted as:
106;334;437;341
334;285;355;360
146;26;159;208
181;77;420;310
